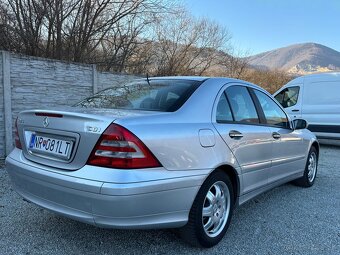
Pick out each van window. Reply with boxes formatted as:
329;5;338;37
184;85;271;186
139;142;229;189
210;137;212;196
274;86;300;108
254;90;289;128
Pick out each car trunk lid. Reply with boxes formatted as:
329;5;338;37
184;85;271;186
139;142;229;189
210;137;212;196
17;107;156;170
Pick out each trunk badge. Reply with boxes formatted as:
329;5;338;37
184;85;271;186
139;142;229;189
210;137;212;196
86;126;101;133
43;117;49;127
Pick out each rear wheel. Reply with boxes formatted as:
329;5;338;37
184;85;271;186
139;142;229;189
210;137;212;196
293;146;318;187
179;170;234;247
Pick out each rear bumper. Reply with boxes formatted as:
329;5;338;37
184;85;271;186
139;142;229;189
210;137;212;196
5;149;210;229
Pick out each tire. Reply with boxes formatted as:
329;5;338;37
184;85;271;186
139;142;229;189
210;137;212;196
293;146;318;187
179;170;234;247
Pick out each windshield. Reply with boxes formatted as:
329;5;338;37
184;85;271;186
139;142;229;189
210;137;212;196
74;79;202;112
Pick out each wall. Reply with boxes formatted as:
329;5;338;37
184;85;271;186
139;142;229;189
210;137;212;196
0;52;4;158
0;51;139;158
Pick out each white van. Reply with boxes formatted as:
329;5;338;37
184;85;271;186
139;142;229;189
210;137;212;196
273;72;340;140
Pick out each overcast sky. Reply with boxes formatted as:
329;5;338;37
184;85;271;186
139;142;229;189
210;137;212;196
183;0;340;56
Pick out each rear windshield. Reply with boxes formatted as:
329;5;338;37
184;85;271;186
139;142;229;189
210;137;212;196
74;79;202;112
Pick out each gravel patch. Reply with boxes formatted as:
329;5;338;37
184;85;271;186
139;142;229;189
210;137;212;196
0;145;339;255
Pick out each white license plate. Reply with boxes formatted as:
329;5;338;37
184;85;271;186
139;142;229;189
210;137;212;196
29;134;73;159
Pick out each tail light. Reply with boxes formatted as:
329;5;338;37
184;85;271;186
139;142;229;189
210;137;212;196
35;112;63;118
14;117;22;149
87;124;161;169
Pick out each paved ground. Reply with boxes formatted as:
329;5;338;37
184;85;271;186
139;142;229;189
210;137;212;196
0;145;339;255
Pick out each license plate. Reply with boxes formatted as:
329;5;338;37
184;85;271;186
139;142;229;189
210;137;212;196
29;134;73;159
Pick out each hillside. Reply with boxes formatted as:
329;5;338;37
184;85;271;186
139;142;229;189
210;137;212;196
247;43;340;74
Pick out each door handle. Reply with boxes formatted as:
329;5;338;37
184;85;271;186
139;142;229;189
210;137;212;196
292;109;299;112
229;130;243;139
272;132;281;139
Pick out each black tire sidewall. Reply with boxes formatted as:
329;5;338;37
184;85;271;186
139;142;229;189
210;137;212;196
304;147;318;186
192;171;234;247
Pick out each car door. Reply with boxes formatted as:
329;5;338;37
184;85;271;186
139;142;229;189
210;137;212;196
252;89;306;183
274;85;303;120
213;85;273;195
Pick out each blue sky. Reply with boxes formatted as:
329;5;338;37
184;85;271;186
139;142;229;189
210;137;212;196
183;0;340;56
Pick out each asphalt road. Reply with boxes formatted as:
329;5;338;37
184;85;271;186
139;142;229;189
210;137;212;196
0;145;339;255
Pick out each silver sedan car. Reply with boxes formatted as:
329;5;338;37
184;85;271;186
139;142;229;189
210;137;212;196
6;77;319;247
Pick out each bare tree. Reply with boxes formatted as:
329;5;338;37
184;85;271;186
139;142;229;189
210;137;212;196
95;5;159;72
216;47;250;79
4;0;47;56
0;1;256;78
126;39;155;74
144;10;231;76
42;0;81;59
0;0;167;64
242;68;293;93
0;2;20;51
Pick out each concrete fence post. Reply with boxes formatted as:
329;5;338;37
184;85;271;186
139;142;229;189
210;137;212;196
2;51;13;156
92;64;97;94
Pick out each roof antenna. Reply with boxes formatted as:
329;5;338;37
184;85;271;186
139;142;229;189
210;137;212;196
146;73;151;86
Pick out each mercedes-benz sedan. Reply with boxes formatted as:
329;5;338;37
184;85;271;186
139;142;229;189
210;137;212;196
6;77;319;247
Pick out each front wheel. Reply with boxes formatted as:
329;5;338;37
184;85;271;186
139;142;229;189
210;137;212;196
293;146;318;187
179;170;234;247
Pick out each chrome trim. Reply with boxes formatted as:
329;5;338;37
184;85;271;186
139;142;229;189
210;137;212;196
271;155;306;166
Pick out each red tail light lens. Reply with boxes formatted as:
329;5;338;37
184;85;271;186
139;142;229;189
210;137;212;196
87;124;161;169
14;117;22;149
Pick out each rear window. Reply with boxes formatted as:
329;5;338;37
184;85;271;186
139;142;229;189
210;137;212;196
74;79;202;112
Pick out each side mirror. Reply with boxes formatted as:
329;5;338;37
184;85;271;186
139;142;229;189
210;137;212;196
292;119;308;130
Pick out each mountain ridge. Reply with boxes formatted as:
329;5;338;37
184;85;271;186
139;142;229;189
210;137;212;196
247;43;340;74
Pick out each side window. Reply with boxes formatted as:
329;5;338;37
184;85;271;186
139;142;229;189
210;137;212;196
226;86;259;123
274;86;300;108
254;89;289;128
216;93;233;122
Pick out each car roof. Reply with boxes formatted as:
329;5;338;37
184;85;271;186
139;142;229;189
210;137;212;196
147;76;209;82
147;76;261;86
138;76;270;95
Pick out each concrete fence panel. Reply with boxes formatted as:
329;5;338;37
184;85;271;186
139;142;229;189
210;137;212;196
0;52;4;158
0;51;139;158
